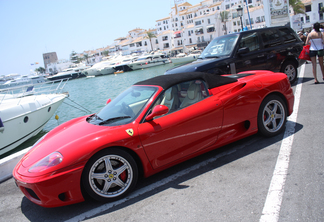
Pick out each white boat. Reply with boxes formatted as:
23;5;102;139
82;60;115;76
0;79;69;156
82;55;123;76
126;53;170;71
0;74;47;89
113;55;139;72
171;50;202;65
47;63;89;82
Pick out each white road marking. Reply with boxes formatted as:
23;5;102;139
259;64;305;222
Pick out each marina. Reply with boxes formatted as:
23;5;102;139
0;63;175;159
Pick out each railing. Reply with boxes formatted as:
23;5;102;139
0;78;69;105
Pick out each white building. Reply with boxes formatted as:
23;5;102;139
75;0;324;60
290;0;324;31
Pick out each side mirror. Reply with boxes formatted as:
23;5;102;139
106;98;111;104
145;105;169;121
237;47;249;55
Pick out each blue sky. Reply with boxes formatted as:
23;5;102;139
0;0;202;75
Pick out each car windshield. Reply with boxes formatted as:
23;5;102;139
200;34;239;58
89;86;158;126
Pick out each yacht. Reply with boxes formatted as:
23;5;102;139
126;53;170;71
170;50;202;65
47;63;89;82
0;74;47;89
0;79;68;156
82;55;123;76
113;55;139;72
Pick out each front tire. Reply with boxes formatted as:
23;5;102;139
82;148;138;202
281;61;297;84
258;95;287;137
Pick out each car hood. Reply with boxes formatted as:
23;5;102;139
165;57;230;74
21;115;138;170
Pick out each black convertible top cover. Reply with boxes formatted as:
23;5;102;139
134;72;238;89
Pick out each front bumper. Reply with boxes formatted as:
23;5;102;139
13;163;85;208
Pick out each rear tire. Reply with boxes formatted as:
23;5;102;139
258;95;287;137
281;61;297;84
82;148;138;202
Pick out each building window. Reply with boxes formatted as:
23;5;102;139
305;5;311;12
195;21;202;26
195;27;204;35
207;26;215;33
163;43;170;48
261;16;265;22
162;36;168;41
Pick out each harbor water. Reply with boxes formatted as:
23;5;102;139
0;63;176;159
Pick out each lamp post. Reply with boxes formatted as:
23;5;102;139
237;5;243;31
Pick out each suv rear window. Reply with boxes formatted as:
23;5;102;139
278;28;297;44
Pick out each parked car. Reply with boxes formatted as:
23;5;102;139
14;71;294;207
165;26;305;84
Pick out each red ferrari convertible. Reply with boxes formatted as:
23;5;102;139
13;71;294;207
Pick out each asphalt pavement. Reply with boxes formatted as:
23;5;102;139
0;62;323;222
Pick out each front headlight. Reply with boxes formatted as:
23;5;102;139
28;152;63;173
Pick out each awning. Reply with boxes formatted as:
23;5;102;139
171;47;183;51
174;31;181;34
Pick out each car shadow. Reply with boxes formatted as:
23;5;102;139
20;122;303;221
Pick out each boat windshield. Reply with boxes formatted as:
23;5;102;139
89;86;158;126
200;34;239;59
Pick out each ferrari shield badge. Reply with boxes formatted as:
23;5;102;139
126;128;134;136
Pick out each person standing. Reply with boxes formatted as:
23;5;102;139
298;31;306;44
306;22;324;84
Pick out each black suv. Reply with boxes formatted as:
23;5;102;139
165;26;304;83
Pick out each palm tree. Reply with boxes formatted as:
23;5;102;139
220;11;229;35
35;67;45;74
289;0;305;15
145;31;156;52
70;51;78;63
102;50;109;57
83;54;89;64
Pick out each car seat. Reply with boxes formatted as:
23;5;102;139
161;86;179;111
180;83;203;108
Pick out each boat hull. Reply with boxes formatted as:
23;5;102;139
47;73;84;82
127;59;170;71
171;56;198;65
0;94;67;156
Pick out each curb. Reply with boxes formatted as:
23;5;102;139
0;147;31;183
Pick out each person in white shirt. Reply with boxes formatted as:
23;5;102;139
306;22;324;84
